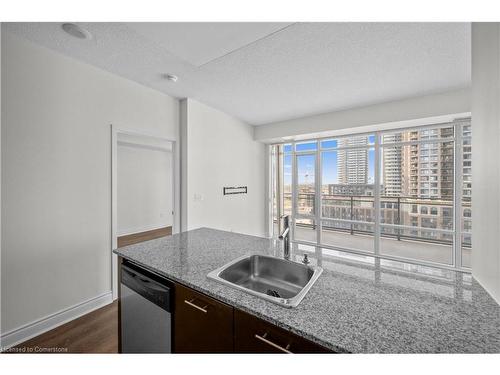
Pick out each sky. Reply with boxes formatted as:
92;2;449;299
283;136;376;186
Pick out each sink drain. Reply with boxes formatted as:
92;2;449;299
266;289;281;298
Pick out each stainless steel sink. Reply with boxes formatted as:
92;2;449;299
207;254;323;308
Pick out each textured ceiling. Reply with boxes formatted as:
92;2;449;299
3;22;470;125
127;22;294;66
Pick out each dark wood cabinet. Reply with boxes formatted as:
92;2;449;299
174;283;234;353
234;309;332;353
119;261;333;354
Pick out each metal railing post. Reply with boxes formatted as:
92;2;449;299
397;197;401;241
350;196;354;235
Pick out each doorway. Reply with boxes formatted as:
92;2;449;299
111;126;178;300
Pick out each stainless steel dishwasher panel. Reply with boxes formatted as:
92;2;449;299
120;262;172;353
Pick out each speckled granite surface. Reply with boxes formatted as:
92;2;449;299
114;228;500;353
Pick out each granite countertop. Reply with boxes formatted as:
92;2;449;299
113;227;500;353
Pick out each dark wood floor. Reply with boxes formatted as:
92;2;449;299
117;226;172;247
12;301;118;353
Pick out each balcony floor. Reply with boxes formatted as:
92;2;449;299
289;225;471;268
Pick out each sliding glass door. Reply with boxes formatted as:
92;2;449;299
294;144;317;243
320;135;376;254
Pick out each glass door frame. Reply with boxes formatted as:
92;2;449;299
292;143;321;245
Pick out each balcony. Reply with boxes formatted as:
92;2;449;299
292;224;470;266
280;192;471;267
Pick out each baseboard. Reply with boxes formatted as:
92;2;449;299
0;291;113;350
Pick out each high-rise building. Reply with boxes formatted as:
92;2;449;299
461;120;472;245
382;134;402;196
400;127;454;200
398;126;456;236
461;121;472;200
337;136;368;184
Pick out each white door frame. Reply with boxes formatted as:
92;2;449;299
111;124;179;300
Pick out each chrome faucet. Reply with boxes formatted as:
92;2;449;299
279;215;290;260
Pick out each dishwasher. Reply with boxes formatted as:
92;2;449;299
120;260;173;353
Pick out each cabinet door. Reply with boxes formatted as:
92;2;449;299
234;309;333;353
174;283;233;353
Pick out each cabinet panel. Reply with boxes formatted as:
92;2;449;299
174;283;233;353
234;309;332;353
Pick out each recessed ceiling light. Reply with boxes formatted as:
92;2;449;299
163;73;178;83
61;23;92;40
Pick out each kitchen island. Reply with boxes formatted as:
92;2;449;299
114;227;500;353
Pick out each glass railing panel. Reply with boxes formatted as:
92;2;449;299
293;218;316;243
321;220;375;253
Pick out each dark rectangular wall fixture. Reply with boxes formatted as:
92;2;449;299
223;186;247;195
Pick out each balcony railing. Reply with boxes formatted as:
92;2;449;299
281;192;471;247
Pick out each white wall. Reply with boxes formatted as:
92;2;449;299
254;88;471;142
181;99;267;237
117;141;173;235
471;23;500;304
1;32;179;341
